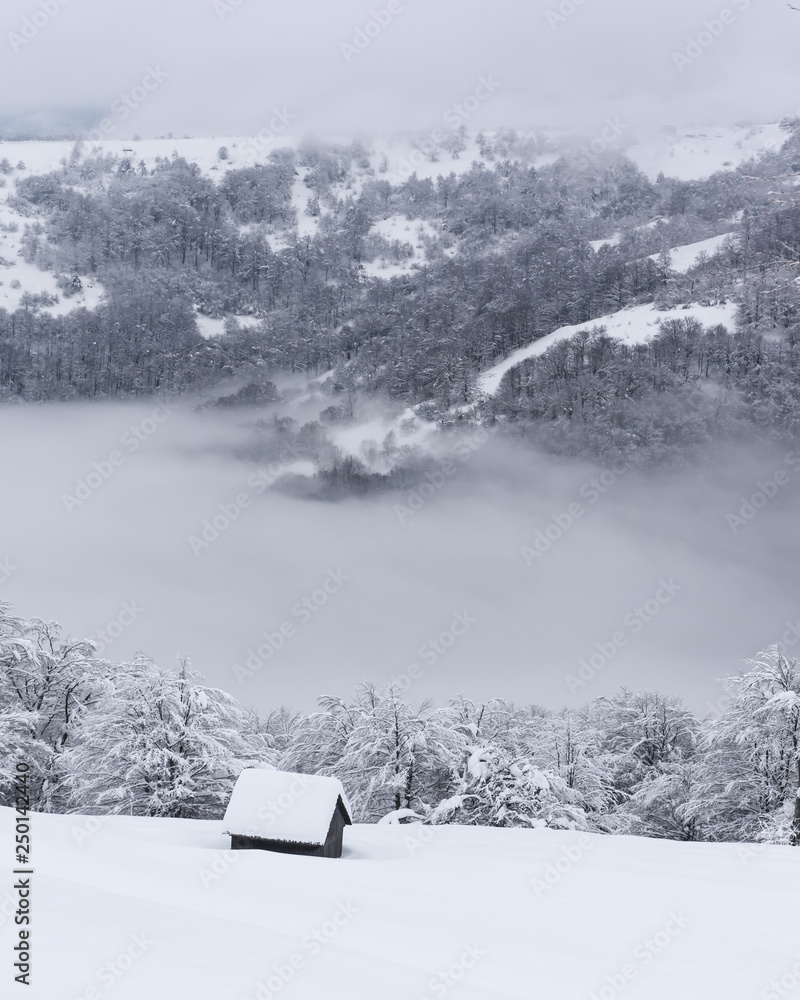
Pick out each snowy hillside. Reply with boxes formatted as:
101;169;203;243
0;123;785;325
0;197;103;315
3;807;798;1000
478;301;739;396
624;123;786;181
647;233;737;273
0;121;786;185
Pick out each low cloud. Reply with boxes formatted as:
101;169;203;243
1;398;798;713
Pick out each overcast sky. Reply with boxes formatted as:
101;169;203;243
1;0;798;139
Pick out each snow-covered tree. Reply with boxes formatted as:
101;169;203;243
0;710;52;807
63;657;269;818
283;683;439;820
425;700;599;831
627;761;703;841
0;604;106;809
696;648;800;843
430;740;589;830
589;690;699;839
529;708;622;827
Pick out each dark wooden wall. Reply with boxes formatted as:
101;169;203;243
230;834;326;857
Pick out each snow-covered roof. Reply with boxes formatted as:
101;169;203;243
223;769;352;845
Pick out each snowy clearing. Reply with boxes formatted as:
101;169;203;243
625;123;785;181
362;216;439;279
648;233;736;273
590;234;621;252
0;196;104;316
479;301;739;395
194;310;261;340
3;807;797;1000
291;175;320;240
1;124;783;193
0;137;300;179
327;406;439;472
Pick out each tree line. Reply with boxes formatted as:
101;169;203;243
1;602;798;846
1;123;797;415
483;316;800;467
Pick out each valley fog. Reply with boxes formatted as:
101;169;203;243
0;398;797;715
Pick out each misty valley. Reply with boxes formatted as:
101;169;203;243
3;120;800;783
6;1;800;995
2;114;800;1000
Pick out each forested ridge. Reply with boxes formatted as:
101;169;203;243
1;602;798;847
0;124;799;472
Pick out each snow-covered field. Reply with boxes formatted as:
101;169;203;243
0;133;512;188
194;310;262;340
2;807;797;1000
0;121;785;190
0;196;103;316
363;216;439;279
647;234;736;273
479;301;738;396
625;123;786;181
590;234;622;252
592;232;736;272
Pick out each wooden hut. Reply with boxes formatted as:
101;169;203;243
223;769;352;859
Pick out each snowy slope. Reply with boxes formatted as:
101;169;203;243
0;122;784;189
0;134;511;186
648;234;736;273
479;301;738;396
591;234;735;272
363;216;439;279
590;234;621;252
0;137;299;179
625;123;785;181
0;195;103;316
326;405;439;471
2;807;798;1000
194;310;261;340
0;126;780;325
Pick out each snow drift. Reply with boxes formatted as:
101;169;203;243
2;807;798;999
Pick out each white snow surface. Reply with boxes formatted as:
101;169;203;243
590;234;621;251
648;233;736;273
223;769;351;844
0;135;502;188
327;406;439;472
291;174;320;239
0;137;301;179
362;215;438;279
0;196;104;316
194;311;261;340
479;301;738;396
1;123;783;191
625;123;786;181
3;807;798;999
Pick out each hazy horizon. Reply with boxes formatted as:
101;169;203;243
2;0;799;141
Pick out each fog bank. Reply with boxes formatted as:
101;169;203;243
1;400;798;715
